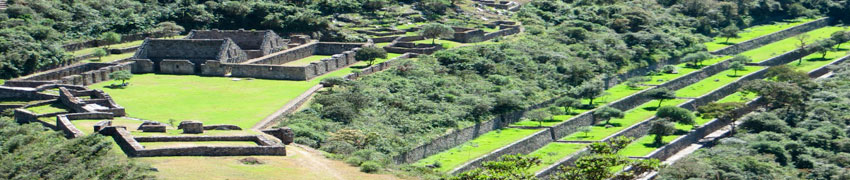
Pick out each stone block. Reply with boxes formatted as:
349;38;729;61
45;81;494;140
180;120;203;134
262;127;294;145
136;121;163;130
93;120;112;132
139;124;167;132
203;124;242;130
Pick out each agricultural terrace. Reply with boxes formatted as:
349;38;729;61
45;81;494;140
413;128;542;172
739;26;846;63
704;17;817;51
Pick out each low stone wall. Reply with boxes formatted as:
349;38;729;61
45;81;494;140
56;112;114;138
6;62;132;87
109;46;140;55
711;17;830;55
99;126;286;157
756;46;818;66
243;41;317;65
392;98;556;164
316;42;366;55
0;86;56;100
481;26;521;41
451;27;486;43
160;60;196;74
449;128;554;174
134;135;276;146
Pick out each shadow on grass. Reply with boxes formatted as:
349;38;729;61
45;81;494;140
103;84;129;89
594;122;623;127
642;106;659;111
716;42;736;46
350;64;371;69
805;57;834;62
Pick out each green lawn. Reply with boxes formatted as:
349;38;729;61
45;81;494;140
26;103;69;114
139;141;259;149
717;91;758;103
414;128;542;172
675;66;766;98
512;108;591;127
740;26;847;63
618;115;711;157
786;42;850;73
412;39;465;49
705;17;818;52
481;26;500;33
375;42;391;47
282;55;332;66
561;99;689;141
89;74;321;129
526;143;587;173
316;53;403;79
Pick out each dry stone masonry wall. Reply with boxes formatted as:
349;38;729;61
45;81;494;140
711;17;831;55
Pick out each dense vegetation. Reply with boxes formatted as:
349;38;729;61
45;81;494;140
658;62;850;179
0;116;152;179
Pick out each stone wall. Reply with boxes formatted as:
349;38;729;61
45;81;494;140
131;59;155;73
6;62;132;87
535;146;591;178
99;126;286;157
243;41;317;65
315;42;366;55
134;135;276;146
57;87;126;116
809;55;850;78
134;39;247;65
228;64;310;80
186;29;287;58
160;60;196;74
481;25;522;41
711;17;830;55
451;27;486;43
756;45;817;66
56;112;114;138
0;86;56;100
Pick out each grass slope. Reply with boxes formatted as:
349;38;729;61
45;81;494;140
526;143;587;173
413;128;541;172
705;17;817;51
561;99;689;141
740;26;847;63
675;66;766;98
282;55;333;66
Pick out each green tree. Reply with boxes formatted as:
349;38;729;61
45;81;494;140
720;24;741;43
648;119;676;145
831;31;850;50
656;106;696;127
729;55;751;64
626;76;651;89
92;48;108;61
109;70;132;86
594;106;624;126
729;61;746;76
555;96;581;115
354;47;387;66
697;102;745;133
156;21;185;38
100;32;121;49
321;76;347;92
556;136;661;180
579;126;592;138
647;88;676;108
682;52;712;68
450;154;541;180
795;34;810;65
419;23;455;45
526;109;552;127
571;79;605;107
813;39;837;59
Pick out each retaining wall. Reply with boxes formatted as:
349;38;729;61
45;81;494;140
62;31;171;52
244;41;318;65
449;128;555;174
56;112;114;138
711;17;830;55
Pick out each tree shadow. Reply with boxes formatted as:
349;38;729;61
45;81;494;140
643;106;659;111
675;129;690;135
716;42;736;46
641;141;667;148
726;74;741;78
594;122;622;127
103;84;128;89
350;64;371;69
805;57;833;62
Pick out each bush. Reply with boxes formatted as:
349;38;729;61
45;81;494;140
345;156;364;166
360;161;382;173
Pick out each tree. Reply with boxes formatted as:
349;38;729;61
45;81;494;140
697;102;745;133
648;119;676;145
354;47;387;66
450;154;541;180
626;76;650;89
646;88;676;108
812;39;836;59
661;65;678;74
795;34;810;65
579;126;592;138
100;32;121;49
156;21;185;38
92;48;108;61
729;61;746;76
720;24;741;43
594;106;624;126
109;70;132;86
682;52;712;68
730;55;751;64
555;96;581;115
830;31;849;50
321;76;347;92
556;136;661;180
525;109;552;127
419;23;454;45
571;79;605;107
656;106;696;127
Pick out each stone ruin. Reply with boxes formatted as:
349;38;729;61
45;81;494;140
178;120;204;134
137;121;167;132
131;29;366;81
3;62;133;88
185;29;289;59
262;127;294;145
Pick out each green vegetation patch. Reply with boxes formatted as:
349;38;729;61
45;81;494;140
740;26;846;63
676;66;766;98
26;103;69;114
618;116;711;157
282;55;333;66
705;17;817;51
139;141;259;149
717;91;758;103
561;99;689;141
89;74;320;129
526;143;587;173
71;35;185;56
512;108;591;127
84;52;135;63
786;42;850;73
414;128;542;172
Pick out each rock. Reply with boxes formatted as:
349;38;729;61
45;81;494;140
180;120;203;134
139;124;167;132
262;127;294;145
136;121;162;131
93;120;112;132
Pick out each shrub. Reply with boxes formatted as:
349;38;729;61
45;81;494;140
344;156;364;166
239;157;265;165
360;161;382;173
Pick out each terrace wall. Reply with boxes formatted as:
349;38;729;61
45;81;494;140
99;126;286;157
243;41;318;65
449;128;555;174
6;62;131;87
711;17;830;55
56;112;114;138
62;31;171;52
